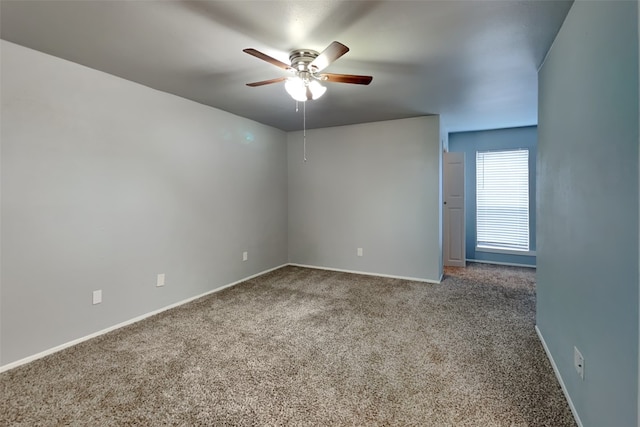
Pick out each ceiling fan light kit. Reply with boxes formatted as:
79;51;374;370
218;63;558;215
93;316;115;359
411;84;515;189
243;41;372;102
285;76;326;102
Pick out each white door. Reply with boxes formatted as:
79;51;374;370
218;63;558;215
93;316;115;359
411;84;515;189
444;152;465;267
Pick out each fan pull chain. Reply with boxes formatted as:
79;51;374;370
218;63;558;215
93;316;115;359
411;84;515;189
303;101;307;162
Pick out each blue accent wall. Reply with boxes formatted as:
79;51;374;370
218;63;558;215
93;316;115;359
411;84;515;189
537;1;638;425
448;126;536;266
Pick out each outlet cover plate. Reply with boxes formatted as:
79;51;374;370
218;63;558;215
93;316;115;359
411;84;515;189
574;346;584;380
243;251;248;261
92;290;102;305
157;273;165;287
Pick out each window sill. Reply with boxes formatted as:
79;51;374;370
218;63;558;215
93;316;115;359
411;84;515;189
476;247;536;257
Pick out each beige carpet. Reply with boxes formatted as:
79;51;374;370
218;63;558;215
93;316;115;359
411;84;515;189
1;264;575;426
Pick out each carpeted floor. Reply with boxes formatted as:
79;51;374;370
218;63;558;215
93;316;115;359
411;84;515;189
1;264;576;426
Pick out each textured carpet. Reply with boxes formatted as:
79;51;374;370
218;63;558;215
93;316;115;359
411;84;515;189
1;264;575;426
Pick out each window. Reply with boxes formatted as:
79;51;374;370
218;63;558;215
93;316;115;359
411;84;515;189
476;149;529;252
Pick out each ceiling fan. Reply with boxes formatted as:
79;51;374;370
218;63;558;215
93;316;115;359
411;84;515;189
243;41;373;102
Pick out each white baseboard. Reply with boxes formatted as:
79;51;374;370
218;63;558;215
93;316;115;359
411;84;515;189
288;263;442;284
467;258;536;269
535;325;583;427
0;264;288;373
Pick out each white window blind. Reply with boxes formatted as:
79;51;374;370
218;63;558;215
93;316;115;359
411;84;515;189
476;149;529;252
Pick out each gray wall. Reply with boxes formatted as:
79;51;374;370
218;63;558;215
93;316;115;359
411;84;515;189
449;126;536;267
287;116;443;282
537;2;639;426
1;41;288;365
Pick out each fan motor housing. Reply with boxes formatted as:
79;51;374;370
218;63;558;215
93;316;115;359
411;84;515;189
289;50;319;72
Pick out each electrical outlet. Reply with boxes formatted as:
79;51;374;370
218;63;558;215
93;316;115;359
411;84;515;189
357;248;363;257
574;346;584;380
243;251;248;261
156;273;165;287
92;290;102;305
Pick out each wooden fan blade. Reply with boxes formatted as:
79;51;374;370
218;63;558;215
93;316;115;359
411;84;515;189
243;48;292;71
246;77;287;87
320;73;373;85
310;41;349;72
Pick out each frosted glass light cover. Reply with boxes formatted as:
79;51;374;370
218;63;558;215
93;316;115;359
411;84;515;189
285;77;307;102
285;77;326;102
308;80;327;100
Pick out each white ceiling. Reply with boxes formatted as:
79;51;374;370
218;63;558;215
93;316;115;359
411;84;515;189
0;0;572;132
